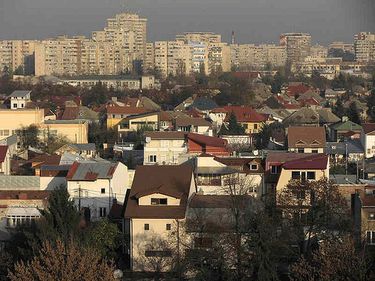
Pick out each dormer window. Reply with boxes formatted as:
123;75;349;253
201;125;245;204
151;198;167;205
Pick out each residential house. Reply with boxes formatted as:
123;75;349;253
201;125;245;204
329;117;362;142
326;140;364;164
8;90;31;110
118;112;159;138
287;126;326;153
124;165;196;271
0;146;11;175
106;106;150;128
265;152;329;199
283;107;340;127
60;104;99;123
66;161;128;221
208;108;228;128
174;116;212;136
41;120;89;144
0;191;50;242
54;143;97;158
361;123;375;158
223;106;268;134
143;132;231;165
143;132;187;165
353;186;375;246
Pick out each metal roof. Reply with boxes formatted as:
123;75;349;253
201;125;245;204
8;90;31;98
0;176;40;189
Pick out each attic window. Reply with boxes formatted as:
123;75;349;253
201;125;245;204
250;164;258;171
151;198;167;205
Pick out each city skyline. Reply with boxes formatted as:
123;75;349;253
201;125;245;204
0;0;374;45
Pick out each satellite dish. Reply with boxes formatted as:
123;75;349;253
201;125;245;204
145;137;151;143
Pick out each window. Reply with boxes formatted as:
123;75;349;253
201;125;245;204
307;172;316;180
311;149;318;153
166;224;171;231
149;155;157;163
101;188;105;194
250;164;258;170
298;148;304;153
99;207;107;217
271;165;280;174
151;198;168;205
366;231;375;245
292;171;300;180
13;103;17;108
145;250;172;257
254;124;258;130
144;223;150;231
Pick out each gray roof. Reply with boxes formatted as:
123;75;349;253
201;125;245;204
195;166;239;175
0;176;40;190
67;162;118;181
8;90;31;98
329;174;358;185
69;143;96;151
325;140;364;155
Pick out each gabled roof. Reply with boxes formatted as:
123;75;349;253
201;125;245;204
59;143;96;152
66;161;118;181
175;116;212;127
325;140;364;155
191;97;218;111
223;106;267;123
282;154;328;170
330;120;362;131
8;90;31;98
283;107;320;126
316;108;341;124
266;151;310;165
286;83;311;97
0;146;8;163
287;126;326;148
124;165;194;219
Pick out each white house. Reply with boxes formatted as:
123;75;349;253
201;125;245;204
0;146;11;175
66;161;128;221
124;165;196;271
143;131;188;165
8;90;31;110
361;124;375;158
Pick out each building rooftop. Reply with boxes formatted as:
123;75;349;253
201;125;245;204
8;90;31;98
287;126;326;148
0;176;40;190
66;161;118;181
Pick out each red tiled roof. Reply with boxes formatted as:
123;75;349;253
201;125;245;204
287;84;311;97
0;190;50;200
145;131;187;140
29;154;61;168
362;123;375;134
188;133;227;148
210;107;227;113
282;154;328;170
0;146;8;163
61;107;79;120
223;106;267;123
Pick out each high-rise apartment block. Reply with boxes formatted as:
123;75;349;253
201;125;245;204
0;40;37;74
230;44;287;70
280;33;311;63
354;32;375;63
328;41;354;53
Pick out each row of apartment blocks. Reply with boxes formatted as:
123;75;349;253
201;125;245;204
0;11;373;77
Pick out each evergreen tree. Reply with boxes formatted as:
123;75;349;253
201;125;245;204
220;112;245;135
347;101;361;124
367;89;375;121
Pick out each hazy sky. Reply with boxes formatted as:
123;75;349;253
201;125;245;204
0;0;373;45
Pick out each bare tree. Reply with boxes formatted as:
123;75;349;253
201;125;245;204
8;240;116;281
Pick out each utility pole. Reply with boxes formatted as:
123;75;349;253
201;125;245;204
78;185;81;211
345;143;348;176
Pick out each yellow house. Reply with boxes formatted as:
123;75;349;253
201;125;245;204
222;106;269;134
118;112;159;138
106;106;150;128
41;120;88;144
124;165;196;272
0;108;45;140
274;154;329;193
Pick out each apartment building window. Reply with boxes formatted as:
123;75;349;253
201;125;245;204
151;198;167;205
166;224;171;231
101;188;105;194
366;231;375;245
144;223;150;231
298;148;304;153
99;207;107;217
149;155;157;163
